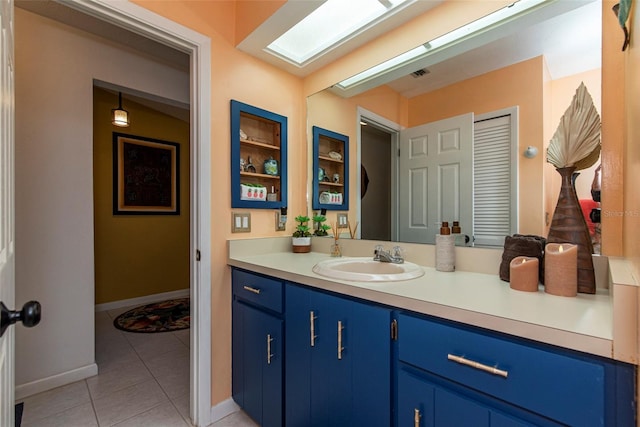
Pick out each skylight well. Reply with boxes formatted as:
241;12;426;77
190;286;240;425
267;0;413;66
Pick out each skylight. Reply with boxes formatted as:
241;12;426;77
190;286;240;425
266;0;413;66
336;0;549;90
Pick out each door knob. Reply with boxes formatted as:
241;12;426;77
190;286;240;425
0;301;41;337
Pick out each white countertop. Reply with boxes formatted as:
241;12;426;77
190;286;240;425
228;249;615;359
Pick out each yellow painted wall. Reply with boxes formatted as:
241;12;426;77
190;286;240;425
93;88;190;304
131;0;307;405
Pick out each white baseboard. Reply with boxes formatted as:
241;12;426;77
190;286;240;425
94;289;190;312
209;398;240;424
15;363;98;400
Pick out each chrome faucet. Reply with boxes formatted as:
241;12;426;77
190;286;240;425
373;245;404;264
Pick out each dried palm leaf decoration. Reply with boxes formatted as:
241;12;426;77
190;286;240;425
547;82;601;170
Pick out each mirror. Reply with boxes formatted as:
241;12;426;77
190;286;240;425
307;0;602;246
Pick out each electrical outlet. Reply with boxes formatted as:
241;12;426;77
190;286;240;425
275;211;286;231
337;213;349;228
232;212;251;233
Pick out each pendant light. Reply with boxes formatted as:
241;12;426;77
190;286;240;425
112;92;130;127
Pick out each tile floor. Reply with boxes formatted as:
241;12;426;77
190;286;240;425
17;305;258;427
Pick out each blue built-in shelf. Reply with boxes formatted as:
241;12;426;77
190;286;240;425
312;126;349;211
231;100;288;209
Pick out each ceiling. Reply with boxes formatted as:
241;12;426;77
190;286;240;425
16;0;602;101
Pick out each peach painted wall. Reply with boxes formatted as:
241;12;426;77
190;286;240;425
130;0;306;406
624;3;640;277
601;0;626;256
307;86;407;225
234;1;286;45
408;57;546;235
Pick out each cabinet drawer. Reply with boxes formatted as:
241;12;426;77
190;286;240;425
232;269;283;313
398;313;605;426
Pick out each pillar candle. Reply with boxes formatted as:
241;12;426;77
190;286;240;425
544;243;578;297
509;256;539;292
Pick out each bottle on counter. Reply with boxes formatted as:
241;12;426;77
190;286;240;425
436;221;455;272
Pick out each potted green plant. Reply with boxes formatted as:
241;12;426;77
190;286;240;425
313;214;331;237
292;215;312;253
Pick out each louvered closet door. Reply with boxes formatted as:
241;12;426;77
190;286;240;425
473;114;516;246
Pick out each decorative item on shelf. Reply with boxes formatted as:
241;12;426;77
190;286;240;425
244;156;256;173
333;173;340;183
499;234;546;283
267;186;277;202
328;151;342;161
509;256;539;292
240;183;266;201
435;222;455;272
313;214;331;236
292;215;312;253
544;243;578;297
239;158;245;172
318;167;326;182
546;82;600;294
263;157;278;176
239;128;248;140
330;222;342;257
319;191;343;205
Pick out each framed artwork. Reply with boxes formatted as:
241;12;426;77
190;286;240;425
113;133;180;215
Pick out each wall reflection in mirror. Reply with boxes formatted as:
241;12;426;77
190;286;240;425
307;0;602;247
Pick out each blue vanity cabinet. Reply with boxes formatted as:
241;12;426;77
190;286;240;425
231;100;288;209
312;126;349;211
396;312;636;427
285;283;391;427
231;269;283;427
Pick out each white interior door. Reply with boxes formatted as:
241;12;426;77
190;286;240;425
0;0;16;425
398;113;473;244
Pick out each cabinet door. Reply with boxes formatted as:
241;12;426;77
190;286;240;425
285;284;391;427
234;301;283;427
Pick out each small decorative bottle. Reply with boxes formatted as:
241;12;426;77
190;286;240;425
435;221;455;272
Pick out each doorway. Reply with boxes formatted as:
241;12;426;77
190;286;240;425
13;1;212;425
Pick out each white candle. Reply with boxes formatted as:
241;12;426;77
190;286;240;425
509;256;539;292
544;243;578;297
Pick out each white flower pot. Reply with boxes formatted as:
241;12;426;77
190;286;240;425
292;237;311;253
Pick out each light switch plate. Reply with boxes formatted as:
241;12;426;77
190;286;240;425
232;212;251;233
275;212;286;231
337;213;348;228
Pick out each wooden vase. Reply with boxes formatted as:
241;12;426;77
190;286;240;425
547;167;595;294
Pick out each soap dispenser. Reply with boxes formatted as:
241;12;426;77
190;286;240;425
435;221;455;272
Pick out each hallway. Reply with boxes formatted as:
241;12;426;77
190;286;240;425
16;306;256;426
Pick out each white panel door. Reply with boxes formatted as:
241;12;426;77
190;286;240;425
0;0;16;425
398;113;473;244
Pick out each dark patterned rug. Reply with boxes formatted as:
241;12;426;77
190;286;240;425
113;298;190;333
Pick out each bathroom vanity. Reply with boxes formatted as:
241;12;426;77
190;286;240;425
228;239;636;427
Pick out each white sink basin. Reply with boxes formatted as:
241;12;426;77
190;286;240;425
312;257;424;282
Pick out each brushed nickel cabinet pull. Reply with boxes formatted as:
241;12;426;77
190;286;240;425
337;321;344;360
243;285;260;295
310;311;317;347
414;408;421;427
267;334;274;364
447;353;508;378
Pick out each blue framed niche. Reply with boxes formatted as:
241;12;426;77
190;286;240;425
231;100;288;209
312;126;349;211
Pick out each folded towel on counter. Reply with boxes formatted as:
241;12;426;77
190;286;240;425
499;234;546;284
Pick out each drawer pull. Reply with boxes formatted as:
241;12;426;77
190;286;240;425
267;334;274;364
243;285;261;295
414;408;421;427
337;321;345;360
447;354;508;378
310;311;317;347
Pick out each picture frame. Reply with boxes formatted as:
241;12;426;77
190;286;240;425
113;133;180;215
